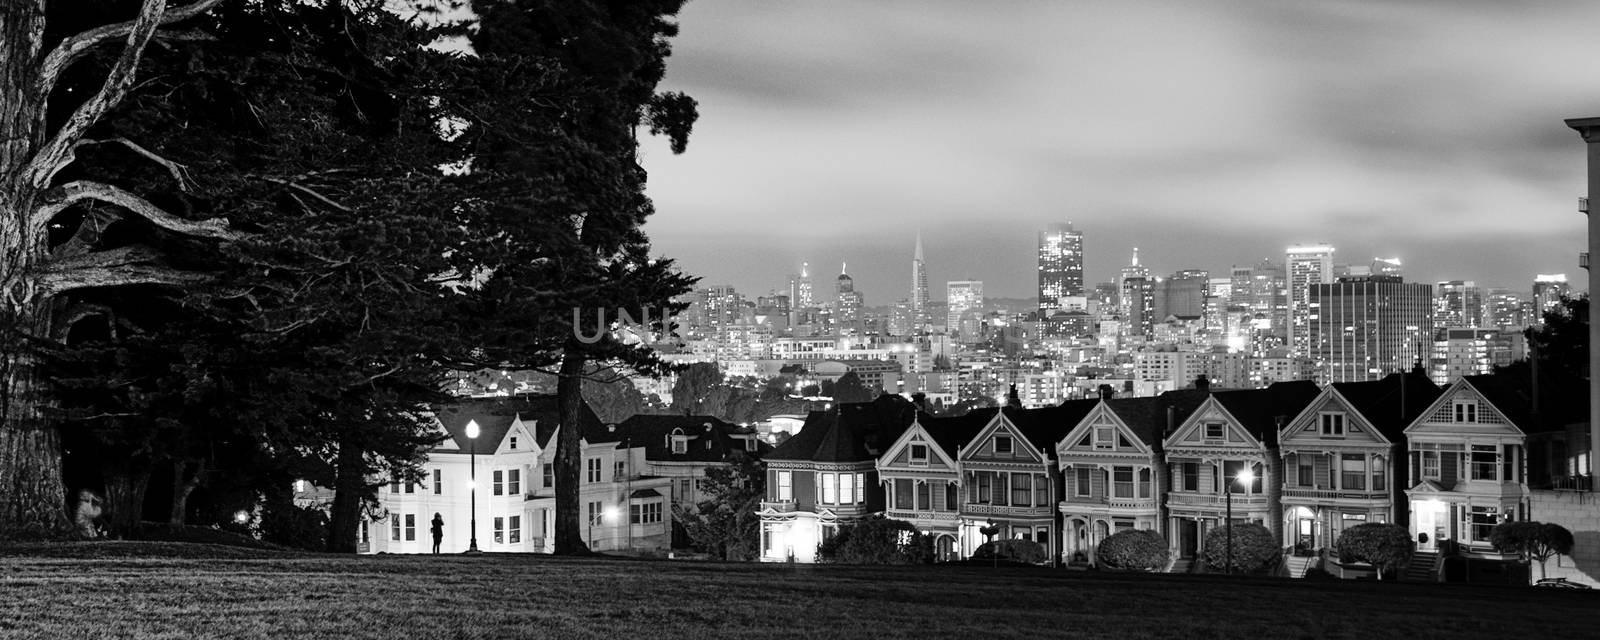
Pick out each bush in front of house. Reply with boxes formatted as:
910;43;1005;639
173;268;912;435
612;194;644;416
816;515;930;564
973;539;1049;565
1097;529;1170;571
1336;523;1414;580
1202;523;1277;573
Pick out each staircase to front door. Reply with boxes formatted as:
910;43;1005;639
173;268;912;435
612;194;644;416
1405;551;1439;582
1284;554;1314;578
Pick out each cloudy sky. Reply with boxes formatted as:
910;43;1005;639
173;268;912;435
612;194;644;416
637;0;1599;303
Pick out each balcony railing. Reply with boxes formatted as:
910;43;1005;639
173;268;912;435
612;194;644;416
1282;488;1388;501
961;503;1054;517
1533;474;1594;492
1167;492;1268;509
1582;252;1591;270
1581;196;1590;214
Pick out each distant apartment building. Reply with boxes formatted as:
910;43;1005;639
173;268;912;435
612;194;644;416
1249;352;1316;387
1287;244;1335;357
1309;275;1433;383
1482;287;1528;328
1038;222;1085;313
1134;350;1249;389
947;280;983;338
1434;280;1483;329
1155;269;1209;320
1429;328;1523;387
911;235;931;330
1531;273;1571;319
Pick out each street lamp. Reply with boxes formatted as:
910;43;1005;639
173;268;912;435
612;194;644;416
464;419;481;555
1224;466;1254;574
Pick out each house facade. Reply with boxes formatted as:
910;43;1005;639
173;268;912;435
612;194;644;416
1055;396;1172;565
953;402;1095;559
875;415;974;561
759;395;917;562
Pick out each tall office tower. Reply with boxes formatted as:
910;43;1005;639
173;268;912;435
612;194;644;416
1531;274;1571;319
1309;275;1433;383
1118;249;1154;339
1287;244;1336;357
1228;266;1253;306
797;262;813;309
1038;222;1085;314
888;298;913;337
1238;259;1288;353
947;280;983;337
1092;282;1118;320
701;285;745;330
1482;288;1526;327
836;263;862;327
1371;257;1403;277
1157;269;1209;319
1434;280;1483;328
910;234;930;330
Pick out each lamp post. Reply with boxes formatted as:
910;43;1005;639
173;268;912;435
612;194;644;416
464;419;481;555
1224;466;1254;574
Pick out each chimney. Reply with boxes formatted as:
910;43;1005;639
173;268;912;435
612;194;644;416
1006;384;1022;409
1194;374;1211;393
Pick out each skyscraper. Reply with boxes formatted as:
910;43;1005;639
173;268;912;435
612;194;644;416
1309;275;1433;383
836;263;862;327
1155;269;1209;320
1038;222;1084;314
1118;248;1154;339
1287;244;1335;357
1434;280;1483;329
797;262;813;309
911;234;930;331
1532;273;1571;319
947;280;983;337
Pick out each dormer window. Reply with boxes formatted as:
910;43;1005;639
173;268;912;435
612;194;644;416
1454;400;1477;423
744;437;757;452
670;428;687;454
1094;427;1115;450
993;436;1013;454
1320;413;1345;437
1204;422;1225;441
910;444;929;465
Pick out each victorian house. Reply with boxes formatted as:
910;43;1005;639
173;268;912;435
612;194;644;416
875;412;982;561
759;395;917;562
615;414;771;510
1162;381;1319;559
953;400;1098;559
1277;372;1440;555
1403;373;1586;553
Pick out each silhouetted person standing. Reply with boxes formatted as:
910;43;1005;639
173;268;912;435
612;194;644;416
431;513;444;554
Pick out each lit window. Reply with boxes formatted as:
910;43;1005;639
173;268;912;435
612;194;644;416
777;471;793;501
1471;445;1498;481
821;473;837;503
840;472;855;504
856;473;865;502
1340;454;1366;490
1422;451;1440;479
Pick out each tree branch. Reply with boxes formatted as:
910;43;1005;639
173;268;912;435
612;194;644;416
35;180;243;241
34;245;212;296
261;176;352;212
29;0;225;190
76;137;193;191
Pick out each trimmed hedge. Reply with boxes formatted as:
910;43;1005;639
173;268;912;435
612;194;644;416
1202;523;1276;573
973;539;1048;564
1097;529;1170;571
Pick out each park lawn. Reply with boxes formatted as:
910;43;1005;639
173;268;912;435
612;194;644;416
0;543;1593;639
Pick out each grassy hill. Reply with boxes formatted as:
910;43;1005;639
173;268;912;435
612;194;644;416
0;543;1592;639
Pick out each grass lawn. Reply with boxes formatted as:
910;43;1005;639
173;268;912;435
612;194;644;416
0;543;1593;639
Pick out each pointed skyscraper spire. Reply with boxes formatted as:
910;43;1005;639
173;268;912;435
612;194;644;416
915;232;924;262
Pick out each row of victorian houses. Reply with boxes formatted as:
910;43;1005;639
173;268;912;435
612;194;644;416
758;370;1589;571
297;395;771;554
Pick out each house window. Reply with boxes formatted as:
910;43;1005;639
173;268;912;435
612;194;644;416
1204;422;1224;440
894;479;914;509
508;469;520;495
856;473;866;502
977;472;993;503
1223;461;1258;494
777;471;793;501
1455;401;1477;423
1471;445;1498;481
917;482;932;510
945;483;959;512
910;444;929;465
1094;427;1115;450
586;458;601;483
1138;468;1151;498
432;469;442;495
629;502;662;525
1422;451;1440;479
671;437;687;455
1320;413;1345;437
1113;467;1134;498
746;438;757;452
493;470;504;496
1298;455;1315;486
1011;473;1032;506
1373;458;1386;491
1076;467;1092;497
1469;506;1498;542
994;436;1013;454
509;435;518;450
1340;454;1366;490
404;481;415;494
994;473;1010;506
391;514;401;541
821;473;837;504
840;472;855;504
1181;462;1199;491
494;517;505;544
587;501;603;526
404;514;415;541
614;461;625;480
509;515;521;543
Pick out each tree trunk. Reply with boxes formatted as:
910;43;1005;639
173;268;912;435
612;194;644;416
326;434;367;553
0;307;69;539
167;458;201;531
553;345;590;555
103;460;151;537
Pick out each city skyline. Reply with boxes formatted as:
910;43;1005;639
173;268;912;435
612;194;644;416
637;1;1598;301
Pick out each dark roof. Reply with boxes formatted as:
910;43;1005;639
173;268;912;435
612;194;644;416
432;395;609;453
1103;389;1214;447
1330;372;1442;441
919;408;999;457
1003;399;1100;451
1210;381;1321;442
766;395;917;463
1462;370;1588;434
614;414;773;463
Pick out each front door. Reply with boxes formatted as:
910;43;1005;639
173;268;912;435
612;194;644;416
1296;518;1314;554
1415;503;1443;551
1178;519;1198;559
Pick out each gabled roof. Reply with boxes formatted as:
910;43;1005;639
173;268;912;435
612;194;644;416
1329;372;1442;441
1003;399;1100;451
615;414;772;463
1210;381;1321;441
917;410;994;457
1461;370;1587;434
432;395;609;453
1109;389;1213;446
765;395;918;463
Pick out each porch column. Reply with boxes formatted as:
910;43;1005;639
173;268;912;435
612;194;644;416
1563;117;1600;481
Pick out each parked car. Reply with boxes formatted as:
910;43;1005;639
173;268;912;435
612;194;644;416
1534;577;1593;590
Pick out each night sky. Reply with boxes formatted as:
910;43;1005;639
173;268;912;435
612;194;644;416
638;0;1600;302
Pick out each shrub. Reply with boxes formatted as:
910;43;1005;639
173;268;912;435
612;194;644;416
1202;523;1276;573
1097;529;1170;571
258;503;328;552
973;539;1049;565
1335;523;1413;580
816;516;924;564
